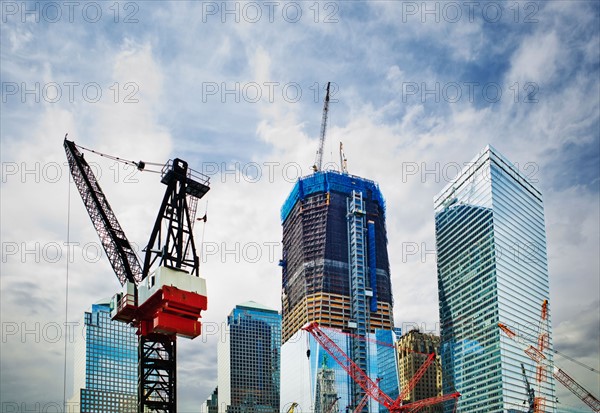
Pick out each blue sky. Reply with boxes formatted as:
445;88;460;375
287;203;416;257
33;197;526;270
1;1;599;412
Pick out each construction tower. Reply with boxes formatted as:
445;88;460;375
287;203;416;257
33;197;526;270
280;171;398;412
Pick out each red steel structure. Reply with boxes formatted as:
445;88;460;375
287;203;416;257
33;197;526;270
499;300;600;413
302;322;460;412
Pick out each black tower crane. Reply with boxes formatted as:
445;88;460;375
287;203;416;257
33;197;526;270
64;138;210;412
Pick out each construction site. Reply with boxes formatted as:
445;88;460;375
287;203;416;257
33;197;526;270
60;82;600;413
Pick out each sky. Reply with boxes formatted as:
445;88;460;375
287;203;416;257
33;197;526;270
0;1;599;412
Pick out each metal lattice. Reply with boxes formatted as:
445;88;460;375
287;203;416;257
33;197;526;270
139;334;177;412
347;190;369;409
142;159;209;279
64;139;143;285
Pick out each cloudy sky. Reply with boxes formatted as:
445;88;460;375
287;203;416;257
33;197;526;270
1;1;598;412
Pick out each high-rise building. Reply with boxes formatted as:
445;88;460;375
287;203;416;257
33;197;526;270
70;299;137;412
217;301;281;413
280;171;399;412
202;387;219;413
395;330;442;412
434;145;556;412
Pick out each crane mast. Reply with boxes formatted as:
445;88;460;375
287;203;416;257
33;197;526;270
64;138;210;413
521;363;536;413
313;82;331;172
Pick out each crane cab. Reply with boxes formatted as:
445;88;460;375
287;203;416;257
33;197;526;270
110;281;137;323
110;266;208;339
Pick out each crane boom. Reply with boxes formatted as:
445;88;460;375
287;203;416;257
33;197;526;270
553;367;600;412
313;82;331;172
392;353;436;408
64;139;143;285
354;379;380;413
400;392;462;413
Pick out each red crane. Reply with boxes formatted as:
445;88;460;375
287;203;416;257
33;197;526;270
302;322;460;412
64;139;210;412
499;300;600;413
553;367;600;412
354;379;381;413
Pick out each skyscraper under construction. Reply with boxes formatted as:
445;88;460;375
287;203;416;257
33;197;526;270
280;170;399;412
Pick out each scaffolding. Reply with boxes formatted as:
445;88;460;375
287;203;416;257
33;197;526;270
281;171;386;223
347;190;369;409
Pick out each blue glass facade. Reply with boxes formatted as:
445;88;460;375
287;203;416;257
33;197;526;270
434;146;556;412
74;301;137;412
218;302;281;413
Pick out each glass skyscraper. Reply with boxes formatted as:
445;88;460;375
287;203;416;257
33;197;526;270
434;145;556;412
71;299;137;412
217;301;282;413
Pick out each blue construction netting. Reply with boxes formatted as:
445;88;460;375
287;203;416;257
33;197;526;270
280;171;386;223
367;221;378;312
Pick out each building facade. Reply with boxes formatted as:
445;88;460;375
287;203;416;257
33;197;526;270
434;146;556;412
217;301;281;413
203;387;219;413
280;171;399;412
395;330;442;412
71;299;137;412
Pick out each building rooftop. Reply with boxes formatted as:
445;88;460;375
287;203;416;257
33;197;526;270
434;144;542;209
237;300;278;313
281;170;385;222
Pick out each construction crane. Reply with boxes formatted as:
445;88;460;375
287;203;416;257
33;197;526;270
354;378;381;413
302;322;460;412
313;81;331;172
521;363;536;413
64;138;210;412
286;402;299;413
499;300;600;413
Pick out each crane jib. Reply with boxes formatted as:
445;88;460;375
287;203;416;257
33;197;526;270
64;139;143;285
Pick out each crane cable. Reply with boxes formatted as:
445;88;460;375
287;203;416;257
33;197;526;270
517;328;599;374
74;142;165;174
63;166;71;412
553;349;600;375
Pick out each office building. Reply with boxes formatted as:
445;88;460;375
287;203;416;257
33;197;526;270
395;330;442;412
203;387;219;413
280;171;399;412
217;301;281;413
434;145;556;412
71;299;137;412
